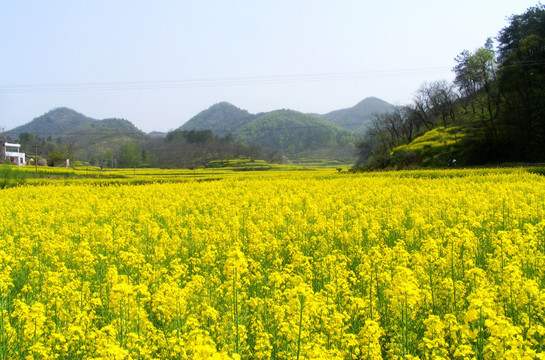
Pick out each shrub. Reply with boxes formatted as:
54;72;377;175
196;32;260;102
0;165;27;189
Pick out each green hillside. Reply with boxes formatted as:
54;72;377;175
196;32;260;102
66;118;145;161
178;102;360;160
321;97;395;134
179;102;256;135
6;107;145;165
235;109;357;159
6;108;143;139
5;107;94;139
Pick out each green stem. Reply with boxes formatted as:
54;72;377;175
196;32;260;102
296;295;304;360
233;267;239;355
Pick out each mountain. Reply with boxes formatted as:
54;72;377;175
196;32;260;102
5;108;94;139
5;107;144;139
176;100;393;159
180;98;396;138
320;97;395;134
63;118;145;160
5;97;393;165
179;102;256;135
5;107;145;163
236;109;356;156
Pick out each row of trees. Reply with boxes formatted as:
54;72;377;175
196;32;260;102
87;129;272;169
9;129;271;169
357;4;545;167
139;129;268;168
16;133;75;166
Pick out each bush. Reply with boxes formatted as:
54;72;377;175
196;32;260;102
390;150;422;168
0;165;27;189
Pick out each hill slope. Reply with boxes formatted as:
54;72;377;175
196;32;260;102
179;102;256;135
321;97;395;134
177;101;389;160
65;118;145;160
5;107;145;163
235;109;357;158
5;108;95;139
6;108;144;139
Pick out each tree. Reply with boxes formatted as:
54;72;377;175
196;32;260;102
497;4;545;158
117;142;143;168
354;110;404;167
453;39;501;142
411;81;456;129
415;81;457;128
48;149;68;166
0;165;27;188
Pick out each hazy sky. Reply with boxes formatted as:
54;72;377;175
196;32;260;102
0;1;539;133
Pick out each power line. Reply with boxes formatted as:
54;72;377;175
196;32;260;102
0;67;453;94
2;60;544;95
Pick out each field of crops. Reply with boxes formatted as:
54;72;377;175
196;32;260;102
1;169;544;359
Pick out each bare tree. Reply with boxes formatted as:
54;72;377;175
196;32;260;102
416;81;457;127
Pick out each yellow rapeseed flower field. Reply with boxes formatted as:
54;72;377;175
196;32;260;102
0;170;544;359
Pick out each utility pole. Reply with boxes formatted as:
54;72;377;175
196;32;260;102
35;142;38;177
0;126;4;165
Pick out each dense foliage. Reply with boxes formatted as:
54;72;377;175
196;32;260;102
356;5;545;168
145;129;268;169
497;5;545;159
181;104;358;161
235;110;356;159
179;102;257;135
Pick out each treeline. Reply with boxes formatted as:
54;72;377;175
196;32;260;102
15;133;76;166
9;129;280;169
356;4;545;168
140;129;273;168
93;129;279;169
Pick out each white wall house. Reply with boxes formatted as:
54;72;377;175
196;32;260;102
3;142;25;166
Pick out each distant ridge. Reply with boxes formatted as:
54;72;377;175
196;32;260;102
179;102;359;158
320;97;395;134
179;102;256;134
179;98;395;137
6;107;93;139
235;109;356;155
4;97;394;163
5;107;144;139
5;107;145;162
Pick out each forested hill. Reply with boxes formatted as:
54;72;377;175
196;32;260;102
5;107;146;166
235;109;356;156
320;97;395;134
355;5;545;169
5;107;144;139
179;103;359;158
4;97;393;166
177;100;391;158
181;98;395;137
179;102;256;134
6;108;93;139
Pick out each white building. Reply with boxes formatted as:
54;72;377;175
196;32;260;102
3;142;25;166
